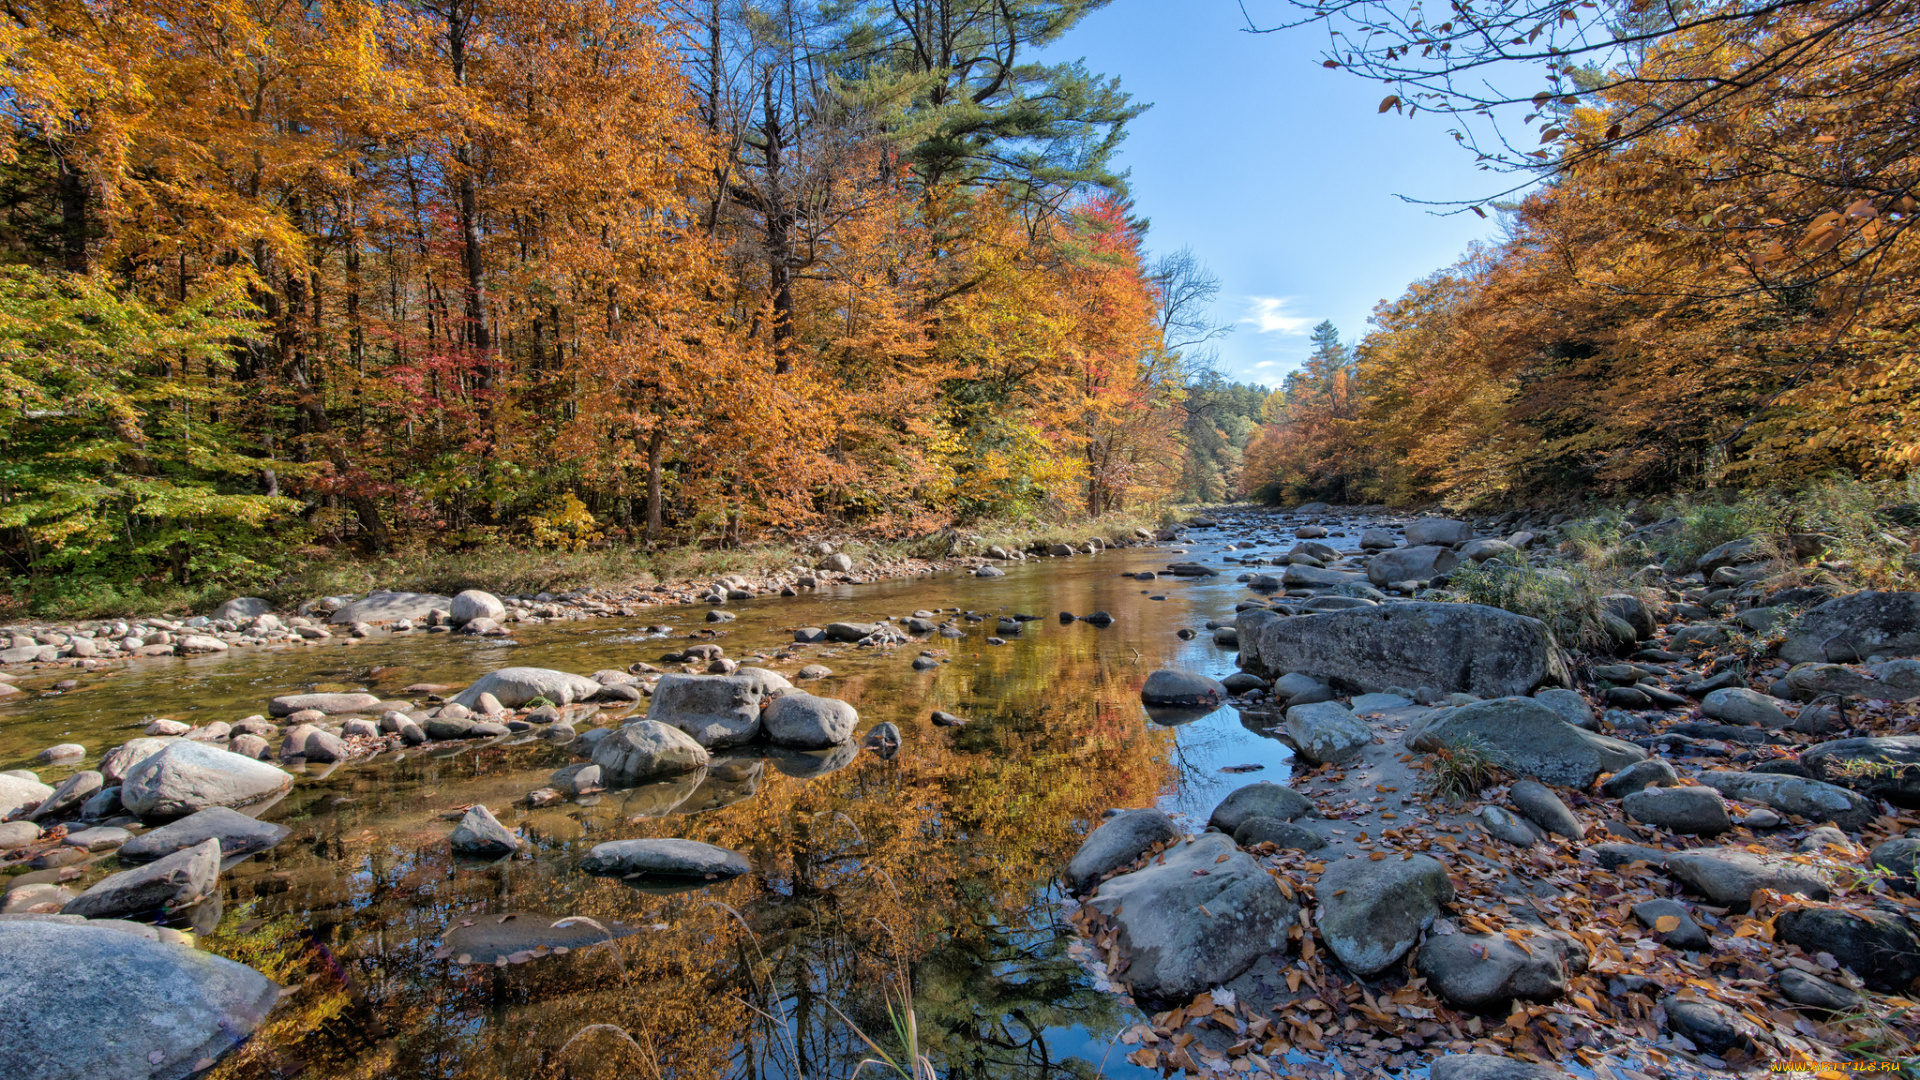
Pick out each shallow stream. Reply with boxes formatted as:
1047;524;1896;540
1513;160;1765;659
2;529;1324;1080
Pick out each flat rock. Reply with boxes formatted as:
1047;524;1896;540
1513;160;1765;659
1408;697;1645;788
118;807;289;864
1365;545;1462;587
580;838;750;880
1800;735;1920;808
1140;669;1227;708
1429;1056;1568;1080
1699;770;1874;832
1779;590;1920;664
1772;906;1920;991
450;667;602;709
1208;781;1316;834
1284;701;1371;765
437;911;647;965
327;591;452;624
1663;847;1832;909
267;692;380;716
1701;687;1789;727
1622;785;1731;835
1089;833;1295;1003
1315;853;1454;977
63;838;220;920
1778;968;1863;1012
120;742;293;820
1238;603;1570;698
0;919;279;1080
1063;809;1180;895
1231;815;1325;851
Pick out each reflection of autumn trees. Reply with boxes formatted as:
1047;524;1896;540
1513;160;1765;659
206;685;1175;1080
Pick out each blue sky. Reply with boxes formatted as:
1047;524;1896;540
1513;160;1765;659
1039;0;1508;388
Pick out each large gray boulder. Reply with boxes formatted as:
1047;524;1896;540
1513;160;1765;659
0;919;279;1080
1777;661;1920;703
762;693;858;748
1063;809;1180;895
120;743;293;820
1140;669;1227;708
1088;833;1295;1002
98;737;179;783
1698;770;1874;831
1417;927;1586;1010
1405;519;1473;546
579;838;750;880
1316;854;1454;976
63;838;221;920
449;805;521;857
1622;785;1731;835
1408;698;1645;787
327;591;452;624
1780;590;1920;664
1208;781;1317;833
118;806;290;863
1282;564;1367;589
212;597;273;622
267;692;380;717
1701;688;1790;727
1773;906;1920;992
450;667;602;709
0;773;54;819
1663;847;1832;908
1365;545;1462;586
1237;604;1570;698
647;671;791;747
448;589;506;625
1285;701;1372;765
1800;735;1920;807
592;720;710;784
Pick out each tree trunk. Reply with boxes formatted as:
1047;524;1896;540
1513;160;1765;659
645;426;665;542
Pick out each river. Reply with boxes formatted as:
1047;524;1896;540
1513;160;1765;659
1;528;1314;1080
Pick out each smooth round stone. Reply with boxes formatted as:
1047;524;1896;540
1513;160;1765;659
34;744;84;766
579;838;750;880
62;826;132;851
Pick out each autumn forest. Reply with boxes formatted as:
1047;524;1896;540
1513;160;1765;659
1;0;1915;608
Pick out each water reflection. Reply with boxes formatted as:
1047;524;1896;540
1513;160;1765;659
2;535;1310;1080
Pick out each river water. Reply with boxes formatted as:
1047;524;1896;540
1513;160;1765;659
1;530;1316;1080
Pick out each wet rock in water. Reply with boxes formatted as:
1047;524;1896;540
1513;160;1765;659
63;837;221;920
146;719;192;737
1409;697;1644;788
1208;781;1317;834
62;827;129;852
592;720;710;784
1599;758;1679;798
911;655;939;671
929;710;967;727
1662;847;1831;909
796;663;832;680
762;693;858;749
35;743;84;766
1622;785;1732;835
1777;968;1863;1013
119;806;289;864
580;838;750;881
1778;589;1920;664
120;742;294;820
1221;672;1268;694
1088;833;1295;1003
1799;735;1920;807
4;881;73;912
450;667;602;709
1140;669;1226;708
1869;836;1920;894
793;627;826;643
1166;562;1219;577
450;805;521;857
426;717;478;741
1631;898;1712;951
1417;927;1587;1011
767;743;858;779
1081;610;1114;626
1063;808;1181;895
1283;701;1371;766
0;918;280;1080
1698;769;1874;831
1701;687;1790;727
824;622;879;643
1238;604;1570;698
1232;815;1325;852
448;589;506;626
29;770;102;821
1315;853;1454;977
327;591;452;625
1773;906;1920;991
975;564;1005;577
863;721;902;758
1662;995;1758;1055
268;692;380;717
1428;1056;1569;1080
1175;628;1197;640
214;596;273;621
1364;545;1462;587
648;670;792;748
437;911;647;965
1476;805;1544;847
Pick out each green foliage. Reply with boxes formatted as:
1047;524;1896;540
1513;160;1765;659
1443;556;1618;653
0;268;303;603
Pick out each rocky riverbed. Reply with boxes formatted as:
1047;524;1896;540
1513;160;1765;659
2;504;1916;1079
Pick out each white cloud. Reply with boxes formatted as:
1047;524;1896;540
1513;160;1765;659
1240;296;1314;336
